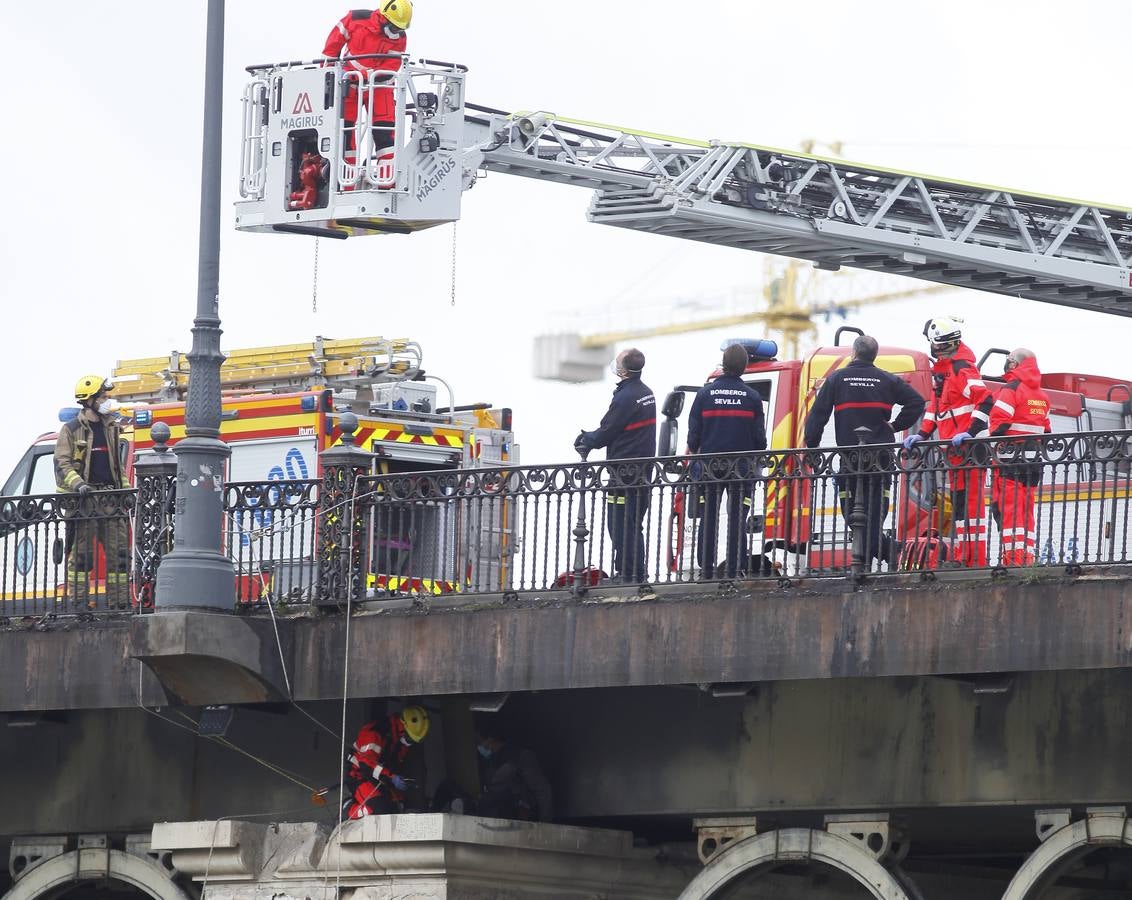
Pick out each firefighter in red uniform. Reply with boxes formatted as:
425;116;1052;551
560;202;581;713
987;348;1051;566
322;1;413;170
342;705;429;819
903;317;995;567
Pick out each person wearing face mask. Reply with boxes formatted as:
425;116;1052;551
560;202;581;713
54;375;131;610
575;348;656;586
322;1;413;175
474;717;553;822
341;705;430;819
902;317;995;567
987;348;1051;566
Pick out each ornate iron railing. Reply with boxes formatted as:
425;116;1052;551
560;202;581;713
0;489;138;620
1;430;1129;618
355;431;1132;598
224;479;321;606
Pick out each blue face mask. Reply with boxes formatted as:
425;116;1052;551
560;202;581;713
477;744;492;759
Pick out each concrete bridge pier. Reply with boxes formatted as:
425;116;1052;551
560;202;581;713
150;815;692;899
678;815;919;900
4;836;188;900
1001;807;1132;900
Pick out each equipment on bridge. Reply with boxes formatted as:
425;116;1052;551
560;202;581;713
236;61;1131;316
110;335;426;403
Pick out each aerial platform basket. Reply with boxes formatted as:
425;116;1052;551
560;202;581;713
235;57;469;239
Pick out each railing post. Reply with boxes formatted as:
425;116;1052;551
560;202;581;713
850;426;872;583
317;412;375;605
133;422;178;611
571;498;591;598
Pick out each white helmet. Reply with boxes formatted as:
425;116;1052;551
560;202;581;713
923;316;963;354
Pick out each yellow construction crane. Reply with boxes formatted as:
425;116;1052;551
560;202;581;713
533;260;953;382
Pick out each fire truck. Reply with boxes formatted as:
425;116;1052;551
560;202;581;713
656;329;1132;574
0;336;517;603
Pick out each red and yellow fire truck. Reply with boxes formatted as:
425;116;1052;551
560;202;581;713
0;336;517;603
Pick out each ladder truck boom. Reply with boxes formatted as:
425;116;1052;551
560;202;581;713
235;58;1132;316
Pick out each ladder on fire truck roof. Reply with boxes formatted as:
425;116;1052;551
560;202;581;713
234;60;1132;317
110;336;423;403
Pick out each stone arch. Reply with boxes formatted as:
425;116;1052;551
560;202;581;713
677;827;910;900
3;849;190;900
1001;811;1132;900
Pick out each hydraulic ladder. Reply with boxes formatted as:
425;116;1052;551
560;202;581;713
463;109;1132;316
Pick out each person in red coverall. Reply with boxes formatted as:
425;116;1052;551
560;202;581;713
322;2;413;167
903;317;995;566
987;348;1051;566
342;705;429;819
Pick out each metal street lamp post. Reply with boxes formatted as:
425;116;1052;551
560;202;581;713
155;0;236;611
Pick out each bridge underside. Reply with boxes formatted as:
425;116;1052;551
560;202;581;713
4;573;1132;897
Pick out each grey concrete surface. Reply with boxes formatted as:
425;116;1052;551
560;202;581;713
152;815;693;899
0;573;1130;713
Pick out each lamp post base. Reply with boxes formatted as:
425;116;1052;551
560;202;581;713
155;550;238;611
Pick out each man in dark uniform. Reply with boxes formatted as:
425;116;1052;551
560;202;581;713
576;348;656;584
474;716;554;822
687;344;767;579
803;335;925;564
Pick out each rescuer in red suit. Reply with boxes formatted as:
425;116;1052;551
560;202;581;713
903;317;995;567
987;348;1051;566
342;706;429;819
322;1;412;166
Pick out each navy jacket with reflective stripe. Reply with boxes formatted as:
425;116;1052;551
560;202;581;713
581;375;656;460
687;374;767;454
803;359;925;448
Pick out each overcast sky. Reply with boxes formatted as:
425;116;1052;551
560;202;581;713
1;0;1130;476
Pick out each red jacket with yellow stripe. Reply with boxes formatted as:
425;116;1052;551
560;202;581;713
915;342;994;442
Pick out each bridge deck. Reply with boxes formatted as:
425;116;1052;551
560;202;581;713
4;569;1130;712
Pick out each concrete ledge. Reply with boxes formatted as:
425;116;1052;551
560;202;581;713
1;575;1132;711
296;574;1132;700
153;815;690;899
131;612;293;705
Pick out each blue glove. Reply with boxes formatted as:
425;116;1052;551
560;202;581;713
901;435;923;451
951;431;972;447
389;774;408;791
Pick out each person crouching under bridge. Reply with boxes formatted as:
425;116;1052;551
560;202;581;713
987;348;1051;566
342;705;429;818
54;375;131;610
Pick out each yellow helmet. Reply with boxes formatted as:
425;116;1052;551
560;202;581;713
75;375;113;402
380;0;413;31
400;705;429;743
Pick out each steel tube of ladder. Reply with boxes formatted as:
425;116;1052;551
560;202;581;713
156;0;236;611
